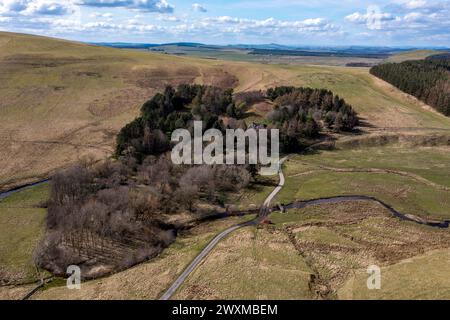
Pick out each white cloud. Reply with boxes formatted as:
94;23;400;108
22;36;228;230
192;3;206;13
0;0;28;14
345;9;396;27
156;14;180;22
0;12;341;42
90;12;113;18
0;0;73;16
302;18;325;26
404;0;427;9
77;0;174;13
346;5;403;30
403;12;424;22
346;2;450;33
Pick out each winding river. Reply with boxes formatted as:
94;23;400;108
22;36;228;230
281;195;450;229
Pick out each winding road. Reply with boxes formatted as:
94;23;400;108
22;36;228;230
159;157;288;300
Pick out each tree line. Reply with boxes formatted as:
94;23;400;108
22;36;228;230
370;59;450;116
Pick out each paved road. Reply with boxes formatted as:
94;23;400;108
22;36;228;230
160;157;288;300
263;157;288;209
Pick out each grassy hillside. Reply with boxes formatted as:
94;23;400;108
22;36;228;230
385;50;442;63
2;32;450;190
286;65;450;129
0;32;241;189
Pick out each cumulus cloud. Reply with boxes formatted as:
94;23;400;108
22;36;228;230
156;14;180;22
204;16;336;33
1;1;449;46
0;0;73;16
404;0;427;9
192;3;206;13
77;0;174;13
346;1;450;32
0;12;340;42
345;6;397;30
90;12;113;18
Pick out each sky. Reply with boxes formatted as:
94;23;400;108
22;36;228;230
0;0;449;46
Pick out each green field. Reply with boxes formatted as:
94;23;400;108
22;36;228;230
0;183;49;284
277;146;450;220
290;146;450;188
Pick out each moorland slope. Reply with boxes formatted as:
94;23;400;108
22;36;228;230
2;32;450;190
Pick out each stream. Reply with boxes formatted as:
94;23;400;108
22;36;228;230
0;180;49;202
282;195;450;229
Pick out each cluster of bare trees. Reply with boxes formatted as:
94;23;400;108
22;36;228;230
136;155;251;211
34;155;252;278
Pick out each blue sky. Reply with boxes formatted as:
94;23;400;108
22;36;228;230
0;0;449;46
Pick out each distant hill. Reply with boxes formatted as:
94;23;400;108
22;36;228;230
91;42;160;49
385;50;446;63
248;48;391;59
96;42;450;60
426;53;450;61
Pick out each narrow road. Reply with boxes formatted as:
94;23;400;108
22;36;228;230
160;157;288;300
263;157;287;209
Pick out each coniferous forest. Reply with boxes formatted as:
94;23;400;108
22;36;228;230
370;57;450;116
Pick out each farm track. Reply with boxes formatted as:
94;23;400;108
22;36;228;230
289;160;450;191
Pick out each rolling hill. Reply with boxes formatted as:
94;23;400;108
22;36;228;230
0;32;244;190
385;50;444;63
1;31;450;192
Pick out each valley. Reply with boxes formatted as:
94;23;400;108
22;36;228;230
0;31;450;301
